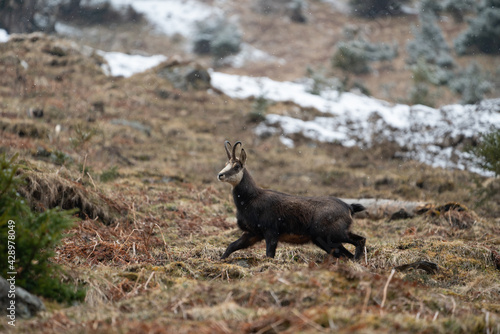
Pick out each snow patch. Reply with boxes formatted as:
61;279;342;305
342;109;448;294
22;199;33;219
0;29;9;43
222;43;286;68
109;0;221;37
211;72;500;176
106;1;284;68
97;51;167;77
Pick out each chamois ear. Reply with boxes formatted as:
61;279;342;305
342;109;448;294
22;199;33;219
240;148;247;165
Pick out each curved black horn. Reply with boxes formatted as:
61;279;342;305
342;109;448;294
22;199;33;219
232;141;242;159
224;141;232;160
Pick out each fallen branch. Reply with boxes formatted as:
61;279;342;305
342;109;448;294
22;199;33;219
342;199;473;225
342;198;427;220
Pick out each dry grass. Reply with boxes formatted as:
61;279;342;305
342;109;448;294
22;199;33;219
18;168;127;225
0;30;499;333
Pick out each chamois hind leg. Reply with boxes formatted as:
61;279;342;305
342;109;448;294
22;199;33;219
334;244;355;259
313;238;353;259
312;237;333;254
346;232;366;260
221;232;263;259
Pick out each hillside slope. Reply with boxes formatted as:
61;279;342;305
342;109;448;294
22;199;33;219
0;9;499;334
52;0;500;107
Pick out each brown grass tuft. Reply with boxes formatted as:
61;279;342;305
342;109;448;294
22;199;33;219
18;169;127;225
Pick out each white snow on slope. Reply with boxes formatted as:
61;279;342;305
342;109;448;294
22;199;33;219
210;72;500;176
0;29;9;43
108;0;279;66
97;51;167;77
223;43;286;68
2;20;497;175
109;0;221;37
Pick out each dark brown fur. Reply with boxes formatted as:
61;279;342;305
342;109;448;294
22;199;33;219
218;141;366;261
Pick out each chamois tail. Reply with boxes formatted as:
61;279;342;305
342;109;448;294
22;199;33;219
350;203;366;214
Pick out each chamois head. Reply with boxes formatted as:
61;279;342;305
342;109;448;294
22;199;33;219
217;141;247;186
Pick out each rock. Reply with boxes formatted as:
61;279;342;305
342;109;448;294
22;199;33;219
0;276;45;318
110;119;151;137
290;0;308;23
389;208;414;221
92;101;105;113
157;59;211;91
395;261;439;274
27;107;44;118
254;0;307;22
491;249;500;270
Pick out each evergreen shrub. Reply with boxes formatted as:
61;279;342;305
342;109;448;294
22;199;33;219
0;154;84;302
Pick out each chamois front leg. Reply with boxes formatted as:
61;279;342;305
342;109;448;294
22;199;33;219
221;232;263;259
264;231;279;258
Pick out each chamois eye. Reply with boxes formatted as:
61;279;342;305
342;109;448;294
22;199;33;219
234;164;241;171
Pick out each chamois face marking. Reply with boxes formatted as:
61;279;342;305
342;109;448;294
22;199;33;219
217;141;247;187
218;160;244;186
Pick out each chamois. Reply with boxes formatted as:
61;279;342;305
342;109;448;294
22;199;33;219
217;141;366;260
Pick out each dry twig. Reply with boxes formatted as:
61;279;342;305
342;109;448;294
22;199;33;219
381;269;396;308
